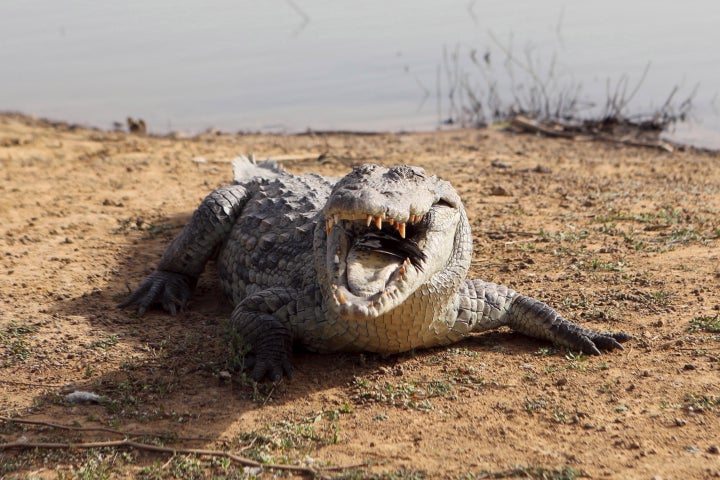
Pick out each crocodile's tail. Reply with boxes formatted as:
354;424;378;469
232;154;285;184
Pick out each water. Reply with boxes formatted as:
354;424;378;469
1;0;719;148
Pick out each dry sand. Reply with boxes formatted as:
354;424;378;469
1;113;719;478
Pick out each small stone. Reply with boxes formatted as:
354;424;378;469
491;159;512;169
674;417;687;427
65;391;105;404
708;445;720;454
218;370;232;383
489;185;512;196
683;364;696;371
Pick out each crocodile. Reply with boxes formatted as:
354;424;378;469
120;157;632;380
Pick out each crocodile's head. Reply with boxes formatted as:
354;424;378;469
317;164;471;321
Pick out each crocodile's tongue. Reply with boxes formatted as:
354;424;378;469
346;249;401;297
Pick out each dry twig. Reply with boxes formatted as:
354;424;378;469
0;416;368;477
0;439;321;476
0;416;207;441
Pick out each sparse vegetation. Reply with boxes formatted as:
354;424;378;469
352;378;434;411
687;315;720;334
225;324;252;373
538;228;588;244
114;217;182;239
465;465;581;480
0;321;37;366
684;393;720;413
88;334;120;350
590;207;719;252
439;37;697;145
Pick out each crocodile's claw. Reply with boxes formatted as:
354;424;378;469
556;328;635;357
583;331;634;355
245;350;294;382
118;271;195;316
233;312;294;382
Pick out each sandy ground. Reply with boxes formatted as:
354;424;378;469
1;113;719;479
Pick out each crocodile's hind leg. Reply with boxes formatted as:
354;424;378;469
456;280;633;354
119;185;250;315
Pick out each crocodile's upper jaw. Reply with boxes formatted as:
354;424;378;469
319;164;464;320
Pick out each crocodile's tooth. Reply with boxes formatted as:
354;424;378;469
331;284;338;290
365;214;373;227
397;222;406;238
409;214;416;224
325;219;332;235
333;213;339;224
418;214;424;223
374;216;382;230
332;293;339;304
399;265;406;275
337;291;347;305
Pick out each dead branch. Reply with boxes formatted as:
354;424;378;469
510;115;586;140
0;379;63;388
510;115;674;152
0;416;368;476
0;439;370;476
594;133;674;153
0;416;208;441
0;439;327;477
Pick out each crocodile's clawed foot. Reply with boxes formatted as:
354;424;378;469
245;350;294;382
578;331;634;355
118;271;195;316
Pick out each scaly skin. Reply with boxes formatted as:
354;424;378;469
120;157;632;380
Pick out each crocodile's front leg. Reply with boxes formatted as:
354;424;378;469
454;279;632;354
229;287;306;381
119;185;250;315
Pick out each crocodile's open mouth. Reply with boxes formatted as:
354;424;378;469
323;205;458;319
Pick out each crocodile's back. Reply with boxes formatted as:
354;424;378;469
217;173;332;304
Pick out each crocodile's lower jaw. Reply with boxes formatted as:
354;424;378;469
325;228;423;319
